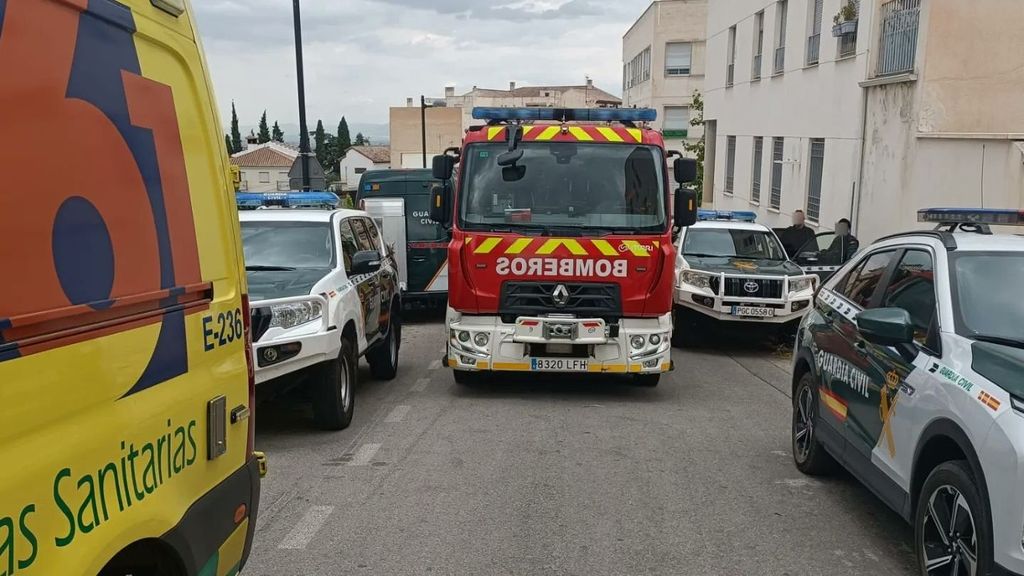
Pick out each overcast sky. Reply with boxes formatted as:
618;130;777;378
193;0;648;132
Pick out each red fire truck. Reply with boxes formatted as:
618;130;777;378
429;107;698;387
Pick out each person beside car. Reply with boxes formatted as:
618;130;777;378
779;210;817;259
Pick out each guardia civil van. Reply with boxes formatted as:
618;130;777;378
0;1;263;574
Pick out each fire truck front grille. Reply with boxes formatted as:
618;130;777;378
723;277;784;299
499;282;621;322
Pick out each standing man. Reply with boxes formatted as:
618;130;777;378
779;210;817;259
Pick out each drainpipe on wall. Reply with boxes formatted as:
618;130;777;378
853;81;869;238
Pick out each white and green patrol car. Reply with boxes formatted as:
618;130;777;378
239;194;402;430
672;210;819;346
791;208;1024;576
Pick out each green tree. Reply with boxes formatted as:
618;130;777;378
337;117;351;153
272;121;284;143
353;132;366;146
257;111;271;144
229;101;242;153
224;134;233;156
314;120;328;168
682;90;705;205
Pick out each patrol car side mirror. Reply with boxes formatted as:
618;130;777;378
432;154;456;180
673;157;697;184
674;188;698;228
429;183;451;227
856;308;915;347
351;250;382;276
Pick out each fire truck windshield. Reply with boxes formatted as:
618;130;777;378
459;142;666;234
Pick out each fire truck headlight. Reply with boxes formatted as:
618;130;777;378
649;334;662;346
457;331;471;343
630;335;646;350
474;332;490;347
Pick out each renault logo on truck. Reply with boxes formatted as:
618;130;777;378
552;284;570;307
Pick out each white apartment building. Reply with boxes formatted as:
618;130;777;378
705;0;1024;241
622;0;708;155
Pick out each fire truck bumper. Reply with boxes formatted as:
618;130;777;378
445;307;673;375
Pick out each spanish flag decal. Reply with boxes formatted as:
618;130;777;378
819;387;848;422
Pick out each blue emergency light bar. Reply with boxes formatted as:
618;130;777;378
697;209;758;223
236;191;340;210
918;208;1024;226
472;107;657;123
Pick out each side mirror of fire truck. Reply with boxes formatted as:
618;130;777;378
432;154;456;180
675;188;699;228
672;157;699;228
673;157;698;185
429;183;451;228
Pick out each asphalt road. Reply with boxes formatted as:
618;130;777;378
245;313;917;576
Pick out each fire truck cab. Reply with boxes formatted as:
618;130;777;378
430;107;698;387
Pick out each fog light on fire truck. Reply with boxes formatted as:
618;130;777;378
474;332;490;347
643;359;659;368
630;335;646;350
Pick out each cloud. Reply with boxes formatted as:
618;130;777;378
192;0;648;131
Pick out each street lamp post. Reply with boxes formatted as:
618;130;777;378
420;95;428;169
293;0;311;190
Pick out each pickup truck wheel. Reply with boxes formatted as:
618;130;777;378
633;373;660;387
313;338;356;430
368;304;401;380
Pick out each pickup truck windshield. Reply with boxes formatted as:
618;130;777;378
241;221;336;270
459;142;666;233
683;228;787;260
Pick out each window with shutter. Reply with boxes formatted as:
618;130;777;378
665;42;692;76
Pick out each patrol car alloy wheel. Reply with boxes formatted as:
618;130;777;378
916;462;992;576
791;373;836;475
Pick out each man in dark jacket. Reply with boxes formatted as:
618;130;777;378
779;210;817;259
823;218;860;264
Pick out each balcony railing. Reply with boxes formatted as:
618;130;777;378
752;53;762;79
877;0;920;76
773;46;785;74
726;63;735;87
838;31;857;58
806;34;820;65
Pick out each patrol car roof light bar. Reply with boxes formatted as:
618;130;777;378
697;209;758;223
919;208;1024;234
236;191;339;210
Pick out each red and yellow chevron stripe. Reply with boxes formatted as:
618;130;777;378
484;125;644;144
467;236;660;258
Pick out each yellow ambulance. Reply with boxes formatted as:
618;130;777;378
0;0;264;574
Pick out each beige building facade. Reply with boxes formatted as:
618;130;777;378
388;105;463;169
622;0;708;155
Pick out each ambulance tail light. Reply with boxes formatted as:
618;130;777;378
241;294;256;456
